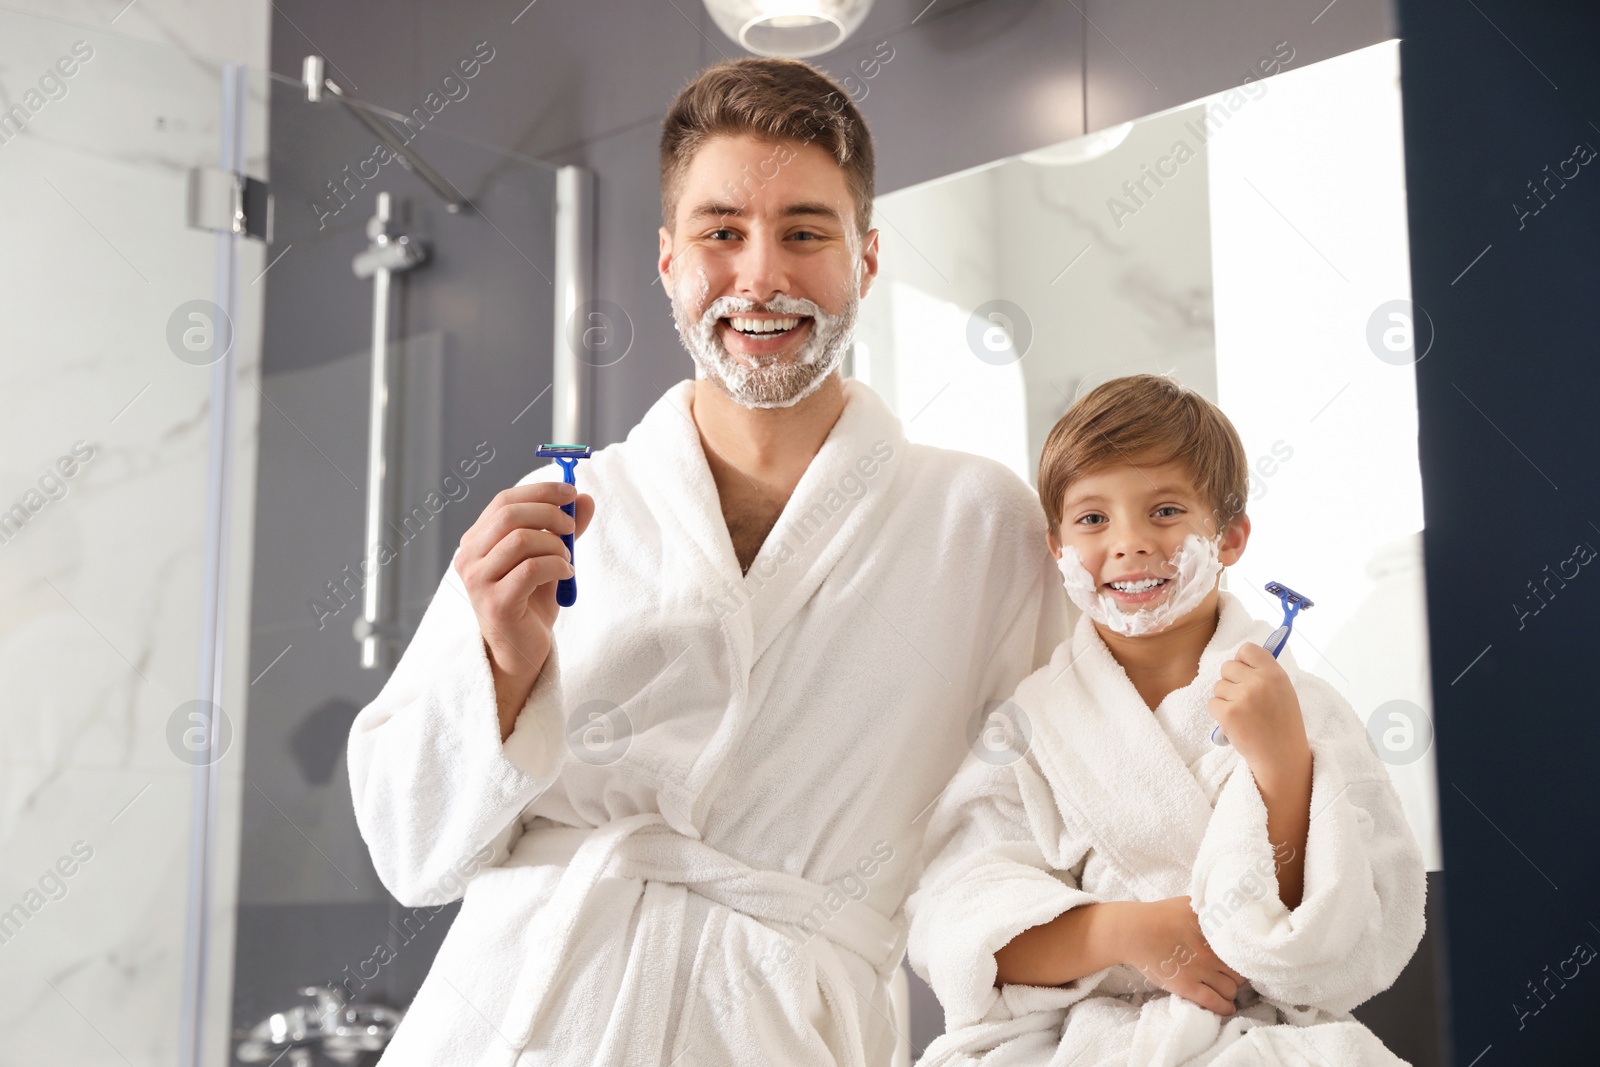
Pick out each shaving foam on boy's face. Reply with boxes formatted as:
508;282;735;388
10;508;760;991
1057;534;1223;636
1053;459;1230;637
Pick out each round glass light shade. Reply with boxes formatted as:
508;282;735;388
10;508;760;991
703;0;876;58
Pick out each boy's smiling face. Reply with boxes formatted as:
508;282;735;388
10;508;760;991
1047;459;1249;616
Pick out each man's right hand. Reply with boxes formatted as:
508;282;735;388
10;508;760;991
454;480;595;741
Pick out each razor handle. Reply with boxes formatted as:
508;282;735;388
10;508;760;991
556;470;578;607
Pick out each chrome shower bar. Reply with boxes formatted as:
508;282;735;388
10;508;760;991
302;55;467;213
352;192;427;670
551;166;595;445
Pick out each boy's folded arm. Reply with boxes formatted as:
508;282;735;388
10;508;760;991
1189;681;1427;1014
994;899;1119;987
905;756;1108;1029
908;842;1106;1029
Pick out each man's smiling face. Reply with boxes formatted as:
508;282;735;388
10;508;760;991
658;133;878;409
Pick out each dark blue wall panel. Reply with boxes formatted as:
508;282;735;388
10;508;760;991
1397;0;1600;1062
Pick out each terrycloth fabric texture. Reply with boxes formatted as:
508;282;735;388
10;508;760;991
347;378;1072;1066
905;593;1427;1066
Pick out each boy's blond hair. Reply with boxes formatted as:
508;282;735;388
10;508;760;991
1037;374;1249;540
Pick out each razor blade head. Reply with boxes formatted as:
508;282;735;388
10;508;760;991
536;443;591;458
1265;581;1314;610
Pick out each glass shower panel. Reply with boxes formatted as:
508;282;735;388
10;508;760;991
0;10;236;1067
229;67;559;1058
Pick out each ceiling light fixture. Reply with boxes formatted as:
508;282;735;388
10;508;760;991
703;0;876;58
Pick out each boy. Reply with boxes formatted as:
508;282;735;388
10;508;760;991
904;375;1426;1065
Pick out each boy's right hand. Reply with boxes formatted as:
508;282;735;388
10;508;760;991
454;481;595;736
1114;896;1244;1016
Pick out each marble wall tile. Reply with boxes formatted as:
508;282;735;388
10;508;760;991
0;4;268;1065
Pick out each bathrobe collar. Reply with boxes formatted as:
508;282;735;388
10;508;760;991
1021;590;1280;898
627;376;908;675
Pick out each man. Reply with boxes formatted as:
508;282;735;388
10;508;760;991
348;57;1068;1066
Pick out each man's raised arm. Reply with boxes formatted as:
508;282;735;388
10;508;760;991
346;481;594;906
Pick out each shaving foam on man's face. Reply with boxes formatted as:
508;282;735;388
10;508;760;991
669;268;859;409
1052;460;1231;637
659;134;874;409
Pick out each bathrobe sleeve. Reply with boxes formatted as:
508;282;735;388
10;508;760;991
905;751;1108;1030
1188;672;1427;1015
347;550;569;907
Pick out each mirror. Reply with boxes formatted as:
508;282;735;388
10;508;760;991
855;39;1441;873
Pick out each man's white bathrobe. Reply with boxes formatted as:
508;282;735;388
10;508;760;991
905;593;1427;1066
347;378;1071;1066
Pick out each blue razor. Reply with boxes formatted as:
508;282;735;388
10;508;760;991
536;444;591;607
1212;581;1315;747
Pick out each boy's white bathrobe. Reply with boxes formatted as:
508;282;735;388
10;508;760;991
905;593;1427;1066
347;378;1071;1066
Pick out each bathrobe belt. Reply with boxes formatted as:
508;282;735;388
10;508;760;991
495;811;906;1064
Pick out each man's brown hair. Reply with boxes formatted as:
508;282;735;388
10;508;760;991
1037;374;1250;540
660;57;875;240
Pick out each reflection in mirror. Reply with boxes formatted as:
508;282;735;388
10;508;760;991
856;40;1440;873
